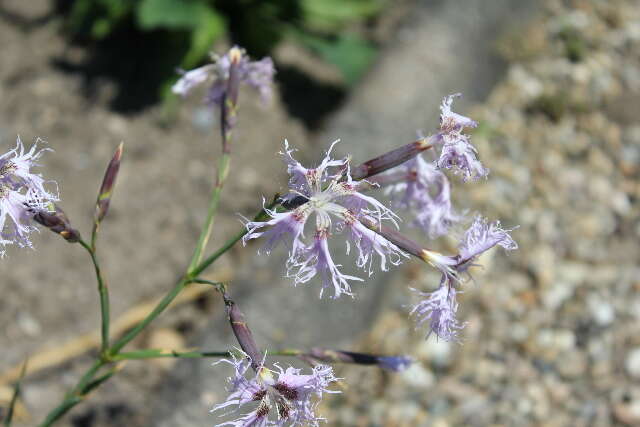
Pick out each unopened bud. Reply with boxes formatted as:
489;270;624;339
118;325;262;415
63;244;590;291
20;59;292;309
307;348;413;372
358;216;425;259
95;143;124;225
351;138;432;180
33;205;81;243
223;291;263;371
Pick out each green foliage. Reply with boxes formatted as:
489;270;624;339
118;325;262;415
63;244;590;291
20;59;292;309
59;0;385;101
297;32;377;85
301;0;385;32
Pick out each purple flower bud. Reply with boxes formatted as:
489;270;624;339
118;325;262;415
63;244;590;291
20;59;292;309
410;285;465;342
434;94;488;181
172;46;275;108
376;355;414;372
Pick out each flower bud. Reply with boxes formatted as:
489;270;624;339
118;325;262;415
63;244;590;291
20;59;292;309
351;138;432;180
32;204;81;243
94;143;123;225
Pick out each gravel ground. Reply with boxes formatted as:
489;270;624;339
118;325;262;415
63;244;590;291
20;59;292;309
324;1;640;426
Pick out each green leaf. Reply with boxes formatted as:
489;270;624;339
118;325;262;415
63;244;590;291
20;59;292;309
299;33;377;85
182;10;225;68
136;0;209;30
301;0;385;32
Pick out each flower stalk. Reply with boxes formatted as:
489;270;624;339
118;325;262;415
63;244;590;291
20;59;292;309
187;49;241;273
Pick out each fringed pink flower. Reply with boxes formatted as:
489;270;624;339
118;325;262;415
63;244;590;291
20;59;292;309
172;46;275;107
0;137;58;255
212;352;339;427
414;216;517;341
244;140;405;298
385;154;461;238
410;284;465;342
434;93;488;181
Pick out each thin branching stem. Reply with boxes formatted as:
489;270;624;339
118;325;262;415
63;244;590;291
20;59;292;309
78;239;110;354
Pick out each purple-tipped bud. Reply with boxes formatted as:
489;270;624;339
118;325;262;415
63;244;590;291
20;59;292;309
222;291;263;371
94;143;123;225
376;355;414;372
307;348;413;372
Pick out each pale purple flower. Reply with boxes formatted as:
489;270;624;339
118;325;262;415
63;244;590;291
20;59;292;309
244;140;403;298
269;364;340;426
212;352;339;427
172;46;275;106
345;217;407;275
410;284;465;342
376;355;414;372
413;217;517;341
0;137;58;255
0;137;56;199
385;154;461;238
434;93;488;181
289;229;363;298
421;216;518;279
457;215;518;267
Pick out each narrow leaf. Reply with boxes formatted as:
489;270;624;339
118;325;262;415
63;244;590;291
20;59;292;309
3;360;27;427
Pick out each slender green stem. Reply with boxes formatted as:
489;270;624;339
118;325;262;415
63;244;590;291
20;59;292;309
38;360;105;427
71;360;104;395
113;350;231;360
79;239;110;354
190;198;278;278
113;348;302;361
187;153;232;274
38;396;82;427
3;361;27;427
109;277;190;355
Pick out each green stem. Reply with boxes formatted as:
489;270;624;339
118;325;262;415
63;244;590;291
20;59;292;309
187;153;231;274
79;239;110;354
189;198;278;278
108;197;278;356
38;360;104;427
40;197;277;425
108;277;190;355
113;350;231;360
38;396;83;427
113;348;302;361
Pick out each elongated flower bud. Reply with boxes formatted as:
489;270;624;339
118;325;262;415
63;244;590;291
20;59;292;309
350;138;433;180
32;204;81;243
307;348;413;372
222;291;263;371
94;143;123;225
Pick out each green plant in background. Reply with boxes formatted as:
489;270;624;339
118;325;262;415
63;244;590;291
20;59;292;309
59;0;386;104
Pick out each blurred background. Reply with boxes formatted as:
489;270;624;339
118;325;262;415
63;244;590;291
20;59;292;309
1;0;639;425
